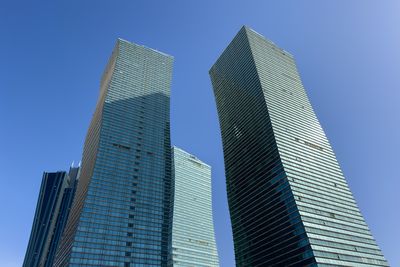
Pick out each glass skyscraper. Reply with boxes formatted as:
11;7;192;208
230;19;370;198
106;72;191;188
170;146;219;267
209;26;388;266
24;167;80;267
55;39;174;266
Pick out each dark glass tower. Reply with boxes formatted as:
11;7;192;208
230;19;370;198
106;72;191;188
47;167;80;266
24;167;80;267
55;39;174;266
209;26;388;266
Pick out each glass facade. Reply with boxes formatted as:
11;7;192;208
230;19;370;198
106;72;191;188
170;147;219;267
24;167;79;267
209;26;388;266
47;167;80;266
55;39;174;266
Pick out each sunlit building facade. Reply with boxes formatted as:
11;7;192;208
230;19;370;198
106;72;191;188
55;39;174;266
170;147;219;267
209;26;388;266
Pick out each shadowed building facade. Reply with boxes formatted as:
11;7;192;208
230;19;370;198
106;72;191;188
23;167;80;267
170;147;219;267
55;39;174;266
209;26;388;266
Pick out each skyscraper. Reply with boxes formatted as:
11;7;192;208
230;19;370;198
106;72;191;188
24;167;80;267
46;166;80;266
170;146;219;267
55;39;174;266
209;26;388;266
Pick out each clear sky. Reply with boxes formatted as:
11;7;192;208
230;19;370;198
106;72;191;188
1;1;399;266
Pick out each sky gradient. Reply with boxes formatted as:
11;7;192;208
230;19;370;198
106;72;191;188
1;1;399;266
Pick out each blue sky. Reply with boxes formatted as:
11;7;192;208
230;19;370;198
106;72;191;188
1;1;399;266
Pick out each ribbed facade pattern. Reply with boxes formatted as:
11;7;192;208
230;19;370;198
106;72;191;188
170;147;219;267
46;167;80;266
209;26;388;266
55;39;174;266
24;171;69;267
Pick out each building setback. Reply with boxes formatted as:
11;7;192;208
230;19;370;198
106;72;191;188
209;26;388;266
24;167;80;267
54;39;174;266
170;147;219;267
